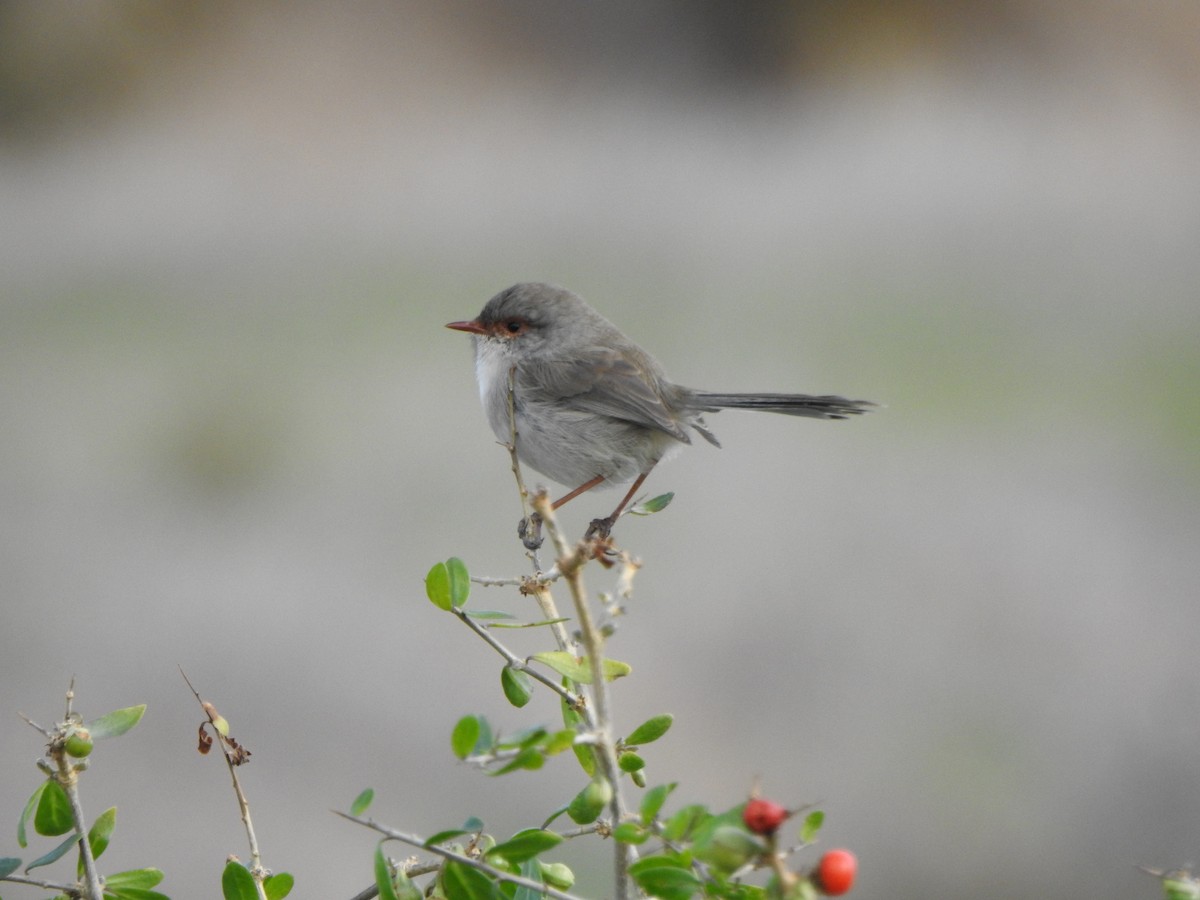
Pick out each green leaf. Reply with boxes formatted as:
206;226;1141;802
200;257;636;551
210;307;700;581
87;705;146;740
799;809;824;844
446;557;471;608
426;562;452;610
104;888;171;900
602;659;633;681
629;862;702;900
451;716;482;760
350;788;374;816
613;821;650;844
264;871;295;900
375;841;401;900
537;861;574;890
425;818;481;846
442;860;501;900
557;696;593;776
630;492;674;516
662;804;711;842
491;747;543;775
18;781;46;847
512;859;544;900
500;666;534;708
694;823;763;875
539;729;575;756
25;833;79;871
618;752;645;773
626;714;673;746
221;860;258;900
567;777;612;825
533;653;631;684
533;651;589;682
105;867;170;898
640;783;677;824
34;779;72;836
0;857;21;878
105;868;165;889
464;610;516;620
486;829;563;864
394;869;422;900
80;806;116;877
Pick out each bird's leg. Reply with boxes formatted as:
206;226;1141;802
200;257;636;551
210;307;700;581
552;474;607;510
519;474;607;550
585;470;650;541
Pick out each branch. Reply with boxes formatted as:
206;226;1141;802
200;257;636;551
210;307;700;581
335;812;589;900
531;494;633;900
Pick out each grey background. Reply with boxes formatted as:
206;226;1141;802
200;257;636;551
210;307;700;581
2;3;1199;898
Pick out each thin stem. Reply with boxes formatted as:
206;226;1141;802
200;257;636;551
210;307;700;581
179;669;268;900
335;812;589;900
40;679;104;900
531;494;633;900
0;873;82;893
470;568;562;587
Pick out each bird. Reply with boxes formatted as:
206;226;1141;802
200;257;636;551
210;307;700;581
447;282;872;540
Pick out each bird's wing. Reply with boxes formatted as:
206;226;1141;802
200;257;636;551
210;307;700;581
521;347;691;443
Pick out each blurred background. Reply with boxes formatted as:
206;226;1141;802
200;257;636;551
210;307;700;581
2;1;1199;897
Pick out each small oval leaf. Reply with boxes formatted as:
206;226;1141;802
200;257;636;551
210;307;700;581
34;779;72;836
630;492;674;516
640;782;677;823
618;752;645;773
501;666;534;708
451;715;482;760
800;809;824;844
264;871;295;900
445;557;470;608
221;860;258;900
87;705;146;740
81;806;116;878
626;714;673;746
567;777;612;825
602;659;632;681
486;829;563;864
443;859;500;900
350;788;374;817
104;867;165;889
426;562;451;610
533;651;590;683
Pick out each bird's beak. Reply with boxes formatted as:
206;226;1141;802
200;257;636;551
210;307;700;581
446;319;487;335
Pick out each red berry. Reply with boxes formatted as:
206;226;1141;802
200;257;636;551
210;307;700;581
814;848;857;895
742;797;788;835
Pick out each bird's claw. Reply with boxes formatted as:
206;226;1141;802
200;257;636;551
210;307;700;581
584;516;615;541
519;512;544;550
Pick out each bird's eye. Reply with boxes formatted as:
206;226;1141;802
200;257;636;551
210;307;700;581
504;319;526;334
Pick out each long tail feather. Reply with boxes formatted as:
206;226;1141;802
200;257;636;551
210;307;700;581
690;392;874;420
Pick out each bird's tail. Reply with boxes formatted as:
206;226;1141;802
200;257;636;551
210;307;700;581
690;392;874;420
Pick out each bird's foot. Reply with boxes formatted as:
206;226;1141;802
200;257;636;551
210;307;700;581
584;516;615;541
518;512;544;550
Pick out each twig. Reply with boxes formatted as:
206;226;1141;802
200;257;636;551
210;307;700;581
180;668;269;900
0;872;84;894
531;494;633;900
470;568;562;587
335;812;589;900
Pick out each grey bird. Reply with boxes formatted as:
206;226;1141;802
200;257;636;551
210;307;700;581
447;282;872;540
